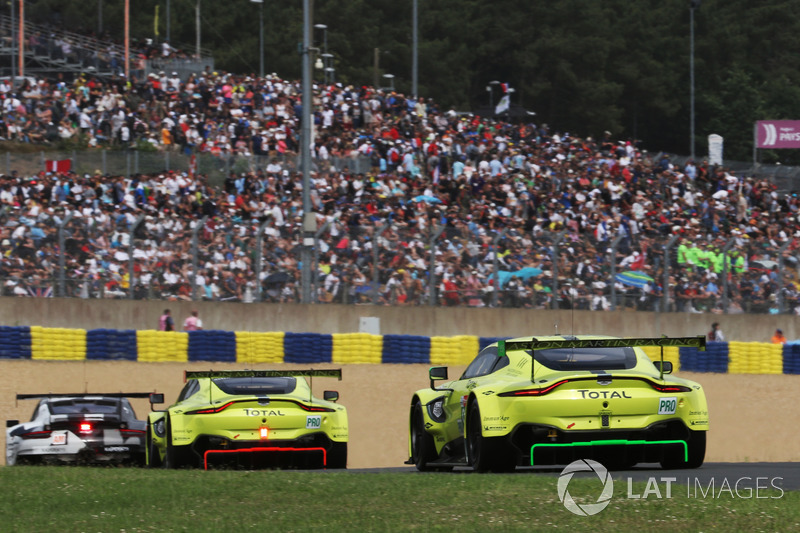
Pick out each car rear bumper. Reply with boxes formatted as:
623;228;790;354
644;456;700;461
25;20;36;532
510;419;701;466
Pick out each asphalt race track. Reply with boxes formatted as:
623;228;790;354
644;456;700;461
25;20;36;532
350;463;800;491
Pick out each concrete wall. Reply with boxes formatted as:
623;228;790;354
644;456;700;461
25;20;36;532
0;298;796;342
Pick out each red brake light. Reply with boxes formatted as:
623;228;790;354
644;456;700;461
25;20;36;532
21;430;52;439
297;403;335;412
187;401;236;415
259;427;269;439
79;422;93;434
650;383;692;393
120;429;146;435
498;379;569;397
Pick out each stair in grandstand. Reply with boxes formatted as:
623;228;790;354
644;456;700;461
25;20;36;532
0;14;213;82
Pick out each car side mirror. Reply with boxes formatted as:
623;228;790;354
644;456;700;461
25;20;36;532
429;366;448;389
323;390;339;402
150;393;164;404
6;419;19;428
653;361;673;374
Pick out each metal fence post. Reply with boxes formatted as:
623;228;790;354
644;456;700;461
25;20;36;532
128;214;145;299
58;212;73;297
313;215;337;303
254;218;272;302
191;216;208;301
491;229;507;308
126;151;131;178
551;230;567;310
662;235;679;313
777;239;792;313
102;149;107;175
428;225;445;306
609;234;624;311
372;223;390;305
721;238;736;314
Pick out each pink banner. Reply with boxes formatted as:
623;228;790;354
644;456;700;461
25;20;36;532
756;120;800;149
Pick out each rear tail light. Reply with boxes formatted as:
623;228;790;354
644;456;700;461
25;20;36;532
120;429;146;436
297;404;335;413
649;383;692;393
21;431;52;439
79;422;93;434
259;427;269;439
186;401;236;415
498;380;569;397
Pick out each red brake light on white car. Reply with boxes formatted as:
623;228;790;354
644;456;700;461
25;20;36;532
79;422;93;434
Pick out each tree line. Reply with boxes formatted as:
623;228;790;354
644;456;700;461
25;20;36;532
24;0;800;162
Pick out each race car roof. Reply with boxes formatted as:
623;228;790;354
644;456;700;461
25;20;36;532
184;369;342;381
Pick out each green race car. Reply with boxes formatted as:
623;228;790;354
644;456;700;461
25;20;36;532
408;336;708;472
147;369;348;469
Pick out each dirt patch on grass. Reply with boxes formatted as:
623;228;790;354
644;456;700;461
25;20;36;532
1;361;797;467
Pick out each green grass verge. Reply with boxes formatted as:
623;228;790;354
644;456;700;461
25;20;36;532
0;466;795;532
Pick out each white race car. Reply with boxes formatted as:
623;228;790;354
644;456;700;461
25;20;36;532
6;392;163;466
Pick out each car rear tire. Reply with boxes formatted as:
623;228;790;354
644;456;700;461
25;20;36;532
467;401;492;472
327;442;347;469
411;402;438;472
146;422;162;468
467;401;516;473
163;415;187;469
660;430;706;469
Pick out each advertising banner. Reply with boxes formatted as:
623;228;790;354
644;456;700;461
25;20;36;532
756;120;800;149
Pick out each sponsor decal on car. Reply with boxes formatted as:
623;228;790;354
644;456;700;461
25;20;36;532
243;409;285;417
103;446;130;453
657;397;678;415
306;415;322;429
577;390;632;399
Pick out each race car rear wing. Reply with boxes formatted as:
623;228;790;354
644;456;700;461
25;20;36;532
185;369;343;406
184;369;342;381
498;336;706;381
15;392;164;410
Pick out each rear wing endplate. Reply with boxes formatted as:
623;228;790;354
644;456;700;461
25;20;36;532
498;336;706;381
184;369;342;382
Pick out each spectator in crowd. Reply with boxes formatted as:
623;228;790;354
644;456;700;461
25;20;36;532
159;309;174;331
183;310;203;331
771;328;787;344
708;322;724;341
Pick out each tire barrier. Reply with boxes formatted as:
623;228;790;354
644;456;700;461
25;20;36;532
188;330;236;363
0;325;798;374
783;343;800;375
86;329;137;361
680;342;729;373
0;326;31;359
31;326;86;361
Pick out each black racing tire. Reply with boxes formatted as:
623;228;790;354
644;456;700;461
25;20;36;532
163;415;184;469
327;442;348;469
660;430;706;469
411;402;438;472
467;401;492;472
467;401;517;473
146;421;162;468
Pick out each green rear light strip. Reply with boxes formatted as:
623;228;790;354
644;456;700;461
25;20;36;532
530;439;688;466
